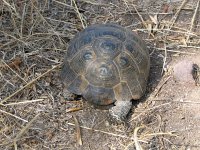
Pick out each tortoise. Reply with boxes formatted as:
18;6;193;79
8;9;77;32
61;23;150;120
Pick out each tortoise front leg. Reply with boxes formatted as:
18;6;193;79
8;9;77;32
109;100;132;121
110;82;133;121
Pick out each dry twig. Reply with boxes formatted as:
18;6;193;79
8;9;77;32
72;0;87;29
169;0;188;29
0;109;28;123
186;0;200;42
4;99;45;106
73;115;83;145
0;64;60;104
133;126;144;150
13;113;40;149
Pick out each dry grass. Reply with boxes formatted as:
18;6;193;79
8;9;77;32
0;0;200;149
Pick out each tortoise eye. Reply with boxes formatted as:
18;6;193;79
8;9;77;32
83;52;93;60
119;57;129;67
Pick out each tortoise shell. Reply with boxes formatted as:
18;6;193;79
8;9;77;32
61;23;150;106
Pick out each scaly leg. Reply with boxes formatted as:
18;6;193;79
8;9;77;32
109;100;132;121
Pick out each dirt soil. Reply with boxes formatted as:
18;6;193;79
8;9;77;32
1;0;200;150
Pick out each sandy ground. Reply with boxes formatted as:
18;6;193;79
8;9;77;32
1;0;200;149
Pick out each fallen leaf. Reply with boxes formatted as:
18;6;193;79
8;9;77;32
7;57;22;70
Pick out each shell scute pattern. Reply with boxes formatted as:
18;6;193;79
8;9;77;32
83;85;116;105
61;23;150;120
93;37;122;60
60;60;77;86
68;75;88;95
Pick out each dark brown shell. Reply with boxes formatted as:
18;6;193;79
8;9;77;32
61;23;150;105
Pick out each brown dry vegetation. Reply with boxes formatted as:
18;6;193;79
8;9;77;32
1;0;200;150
